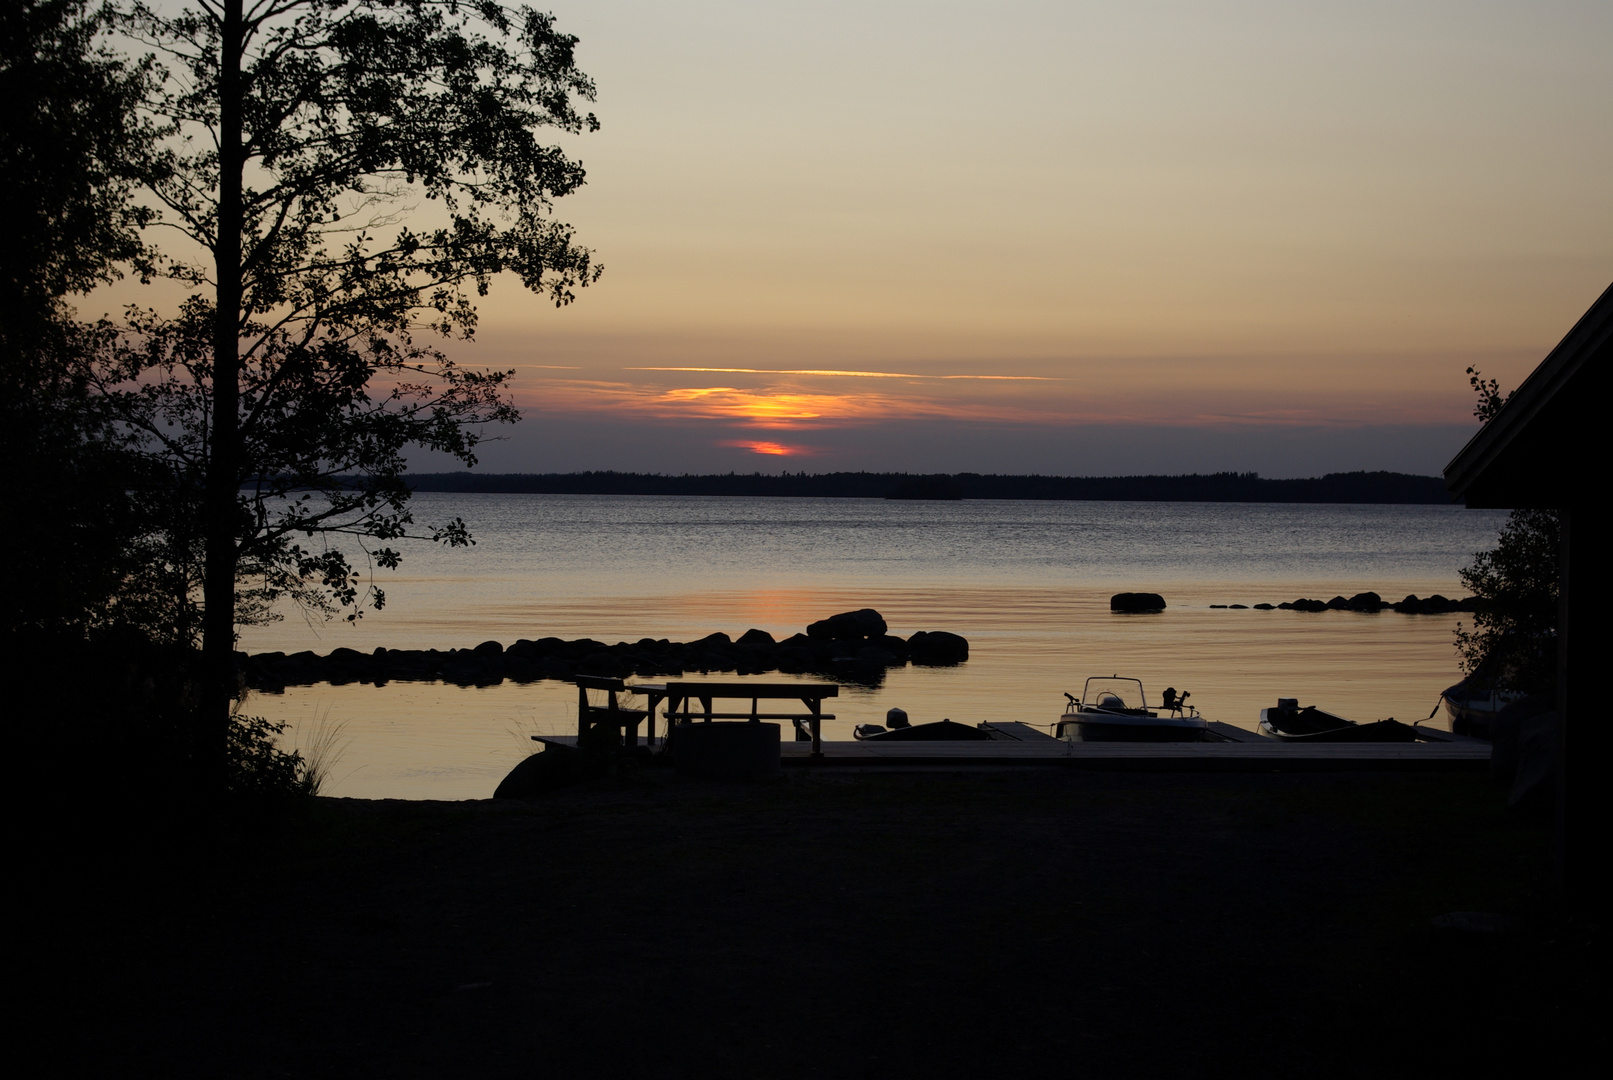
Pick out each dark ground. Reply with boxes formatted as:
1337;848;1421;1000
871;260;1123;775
30;769;1588;1078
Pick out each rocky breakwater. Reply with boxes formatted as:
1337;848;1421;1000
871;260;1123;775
241;608;970;692
1208;591;1480;613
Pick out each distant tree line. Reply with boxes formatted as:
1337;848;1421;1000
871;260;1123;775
390;469;1457;504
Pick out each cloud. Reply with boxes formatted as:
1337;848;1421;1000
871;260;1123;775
718;439;821;456
628;366;1057;381
513;378;1070;428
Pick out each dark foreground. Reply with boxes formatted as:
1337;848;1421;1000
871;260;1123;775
34;771;1585;1078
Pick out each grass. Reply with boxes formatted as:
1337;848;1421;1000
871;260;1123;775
293;705;350;796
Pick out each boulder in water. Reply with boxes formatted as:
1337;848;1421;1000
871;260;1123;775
907;630;969;664
806;608;888;641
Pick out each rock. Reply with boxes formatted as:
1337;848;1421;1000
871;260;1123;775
907;630;969;664
1395;594;1469;614
473;640;504;656
493;744;585;798
1347;591;1383;611
1229;604;1248;609
1253;603;1274;610
869;634;910;657
806;609;887;640
736;628;776;646
1325;596;1351;610
1110;592;1165;613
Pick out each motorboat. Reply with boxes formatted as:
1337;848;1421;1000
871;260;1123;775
1055;676;1210;742
1259;698;1418;742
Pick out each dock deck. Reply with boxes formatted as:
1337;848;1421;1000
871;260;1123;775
538;731;1490;772
777;738;1488;771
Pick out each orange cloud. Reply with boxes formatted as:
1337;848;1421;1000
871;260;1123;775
505;366;1464;430
513;378;1069;428
720;439;818;456
630;367;1057;381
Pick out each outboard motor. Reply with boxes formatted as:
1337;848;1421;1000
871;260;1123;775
886;707;911;729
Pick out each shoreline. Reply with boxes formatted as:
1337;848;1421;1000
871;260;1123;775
37;770;1576;1076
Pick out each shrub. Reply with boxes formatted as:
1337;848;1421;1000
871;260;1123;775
1455;509;1560;696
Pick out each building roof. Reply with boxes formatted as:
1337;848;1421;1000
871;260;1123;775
1444;282;1609;509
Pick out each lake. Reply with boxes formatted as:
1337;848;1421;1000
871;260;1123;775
240;494;1509;799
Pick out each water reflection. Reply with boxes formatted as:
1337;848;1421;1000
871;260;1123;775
250;497;1503;799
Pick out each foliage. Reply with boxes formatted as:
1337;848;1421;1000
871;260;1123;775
0;0;154;333
4;1;603;793
0;0;176;642
102;0;602;634
1455;509;1560;695
226;710;307;795
1466;366;1510;423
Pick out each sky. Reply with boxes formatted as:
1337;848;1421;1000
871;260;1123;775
121;0;1613;477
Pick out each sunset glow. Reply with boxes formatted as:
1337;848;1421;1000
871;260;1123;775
720;440;815;457
629;367;1057;382
443;1;1609;476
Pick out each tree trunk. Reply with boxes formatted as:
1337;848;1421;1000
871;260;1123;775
201;0;244;790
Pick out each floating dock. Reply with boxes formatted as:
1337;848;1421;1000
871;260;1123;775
539;723;1490;772
777;738;1488;772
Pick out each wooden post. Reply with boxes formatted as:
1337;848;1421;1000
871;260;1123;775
804;695;823;757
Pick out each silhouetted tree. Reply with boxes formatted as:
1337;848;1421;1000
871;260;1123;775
96;0;602;781
1465;366;1509;422
0;0;168;641
1455;509;1560;696
1452;371;1559;696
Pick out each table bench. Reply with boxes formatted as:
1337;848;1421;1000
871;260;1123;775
572;674;651;748
639;681;839;758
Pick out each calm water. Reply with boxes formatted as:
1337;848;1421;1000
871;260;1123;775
243;495;1509;799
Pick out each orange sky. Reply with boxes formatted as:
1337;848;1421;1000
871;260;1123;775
427;0;1609;473
103;1;1613;474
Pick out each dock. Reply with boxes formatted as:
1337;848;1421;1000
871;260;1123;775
775;738;1488;771
556;677;1489;773
536;731;1490;772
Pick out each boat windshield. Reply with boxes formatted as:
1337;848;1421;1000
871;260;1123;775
1082;677;1147;712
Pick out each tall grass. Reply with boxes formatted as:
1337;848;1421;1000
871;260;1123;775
295;706;350;796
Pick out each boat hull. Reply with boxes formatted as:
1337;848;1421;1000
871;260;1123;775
1440;681;1519;739
1259;709;1418;743
854;719;995;742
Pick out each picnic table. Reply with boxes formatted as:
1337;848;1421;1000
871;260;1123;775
570;677;839;758
636;680;839;758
